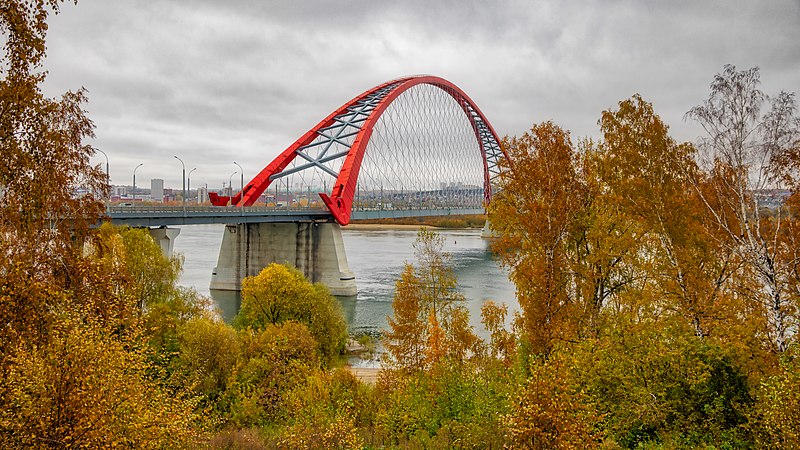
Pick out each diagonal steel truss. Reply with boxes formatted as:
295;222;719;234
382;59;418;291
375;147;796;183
268;82;402;184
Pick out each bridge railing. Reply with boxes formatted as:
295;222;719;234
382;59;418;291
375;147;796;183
106;204;485;215
104;204;485;227
107;205;328;214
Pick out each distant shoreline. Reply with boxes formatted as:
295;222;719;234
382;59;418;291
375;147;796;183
344;223;432;231
347;214;487;230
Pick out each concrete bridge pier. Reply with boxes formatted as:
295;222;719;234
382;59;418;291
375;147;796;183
149;226;181;257
480;219;497;239
210;222;357;296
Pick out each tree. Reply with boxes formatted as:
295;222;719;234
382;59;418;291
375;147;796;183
480;300;516;366
596;94;739;340
279;369;367;449
384;264;427;371
178;316;240;399
750;346;800;447
118;226;183;309
687;65;800;352
89;223;183;310
489;121;586;355
0;321;201;448
383;229;477;371
236;263;347;364
555;323;753;448
412;229;465;319
503;355;601;449
1;0;106;352
225;321;320;427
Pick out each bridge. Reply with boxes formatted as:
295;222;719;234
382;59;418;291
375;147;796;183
108;205;485;227
110;75;506;296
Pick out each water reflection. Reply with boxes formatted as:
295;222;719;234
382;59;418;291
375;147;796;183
210;289;241;323
336;295;359;330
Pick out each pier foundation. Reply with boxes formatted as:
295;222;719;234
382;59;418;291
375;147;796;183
149;227;181;257
210;222;357;296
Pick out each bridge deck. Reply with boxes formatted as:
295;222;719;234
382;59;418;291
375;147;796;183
106;206;485;227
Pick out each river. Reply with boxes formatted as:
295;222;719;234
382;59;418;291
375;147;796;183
172;224;518;337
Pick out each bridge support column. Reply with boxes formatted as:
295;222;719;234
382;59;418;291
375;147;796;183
149;227;181;257
480;219;497;239
210;222;357;296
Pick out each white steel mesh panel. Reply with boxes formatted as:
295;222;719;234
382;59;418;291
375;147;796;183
355;84;485;211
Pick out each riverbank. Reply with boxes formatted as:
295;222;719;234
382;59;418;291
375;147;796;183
345;223;433;231
350;214;487;230
347;367;380;384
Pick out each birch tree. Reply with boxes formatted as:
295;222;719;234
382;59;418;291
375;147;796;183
687;65;800;352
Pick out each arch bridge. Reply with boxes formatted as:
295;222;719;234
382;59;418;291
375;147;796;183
169;76;505;295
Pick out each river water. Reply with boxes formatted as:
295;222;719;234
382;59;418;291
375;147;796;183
172;224;518;336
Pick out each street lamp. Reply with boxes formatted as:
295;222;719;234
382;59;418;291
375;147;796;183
228;171;238;205
188;167;197;203
95;148;109;204
132;163;143;202
233;161;243;206
174;155;186;210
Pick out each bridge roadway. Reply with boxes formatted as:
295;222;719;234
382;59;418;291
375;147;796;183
106;205;485;227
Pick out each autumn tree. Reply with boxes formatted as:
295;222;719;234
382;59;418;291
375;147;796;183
503;355;601;449
687;65;800;352
0;0;107;352
279;369;367;449
383;229;477;371
413;229;465;320
236;263;347;364
749;346;800;447
0;320;201;449
595;94;741;340
224;321;320;427
0;4;208;445
541;322;753;448
480;300;516;366
489;121;587;355
384;264;427;371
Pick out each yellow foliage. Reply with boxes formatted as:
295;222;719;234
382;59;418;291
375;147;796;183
504;356;601;449
750;352;800;447
0;321;201;448
480;300;516;366
384;264;426;372
278;369;366;450
424;310;446;367
238;263;347;364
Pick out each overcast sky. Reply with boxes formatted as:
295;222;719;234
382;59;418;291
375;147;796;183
41;0;800;189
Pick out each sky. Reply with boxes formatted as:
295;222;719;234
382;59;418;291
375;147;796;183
40;0;800;190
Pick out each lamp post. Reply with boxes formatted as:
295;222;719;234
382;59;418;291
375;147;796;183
174;155;186;212
132;163;143;202
188;167;197;203
233;161;243;207
95;148;109;205
228;171;237;206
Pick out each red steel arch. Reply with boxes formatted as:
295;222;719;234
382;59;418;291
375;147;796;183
210;75;506;225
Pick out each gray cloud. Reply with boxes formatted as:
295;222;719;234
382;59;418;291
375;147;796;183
39;0;800;188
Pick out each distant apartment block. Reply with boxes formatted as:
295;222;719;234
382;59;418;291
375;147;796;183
151;179;164;202
197;185;208;204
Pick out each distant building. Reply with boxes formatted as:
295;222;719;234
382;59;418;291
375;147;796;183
151;179;164;202
197;185;208;204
